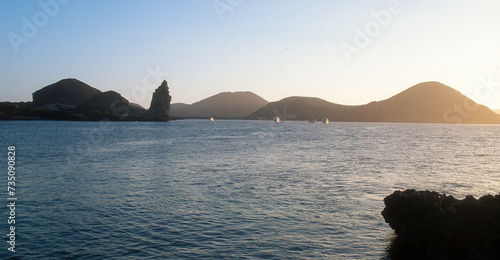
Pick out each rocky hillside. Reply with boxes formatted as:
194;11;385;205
171;91;268;119
32;78;101;107
80;91;148;116
1;79;171;121
247;82;500;124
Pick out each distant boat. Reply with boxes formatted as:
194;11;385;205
322;117;329;124
309;117;316;123
209;117;214;121
274;116;281;122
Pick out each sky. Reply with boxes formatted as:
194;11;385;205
1;0;500;109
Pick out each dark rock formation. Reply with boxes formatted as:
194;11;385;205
80;91;147;116
0;102;36;120
80;91;129;110
33;78;101;107
382;189;500;259
0;101;155;121
2;78;170;121
149;80;172;120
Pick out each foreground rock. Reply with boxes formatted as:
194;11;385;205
382;189;500;259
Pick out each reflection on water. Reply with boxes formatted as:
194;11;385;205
0;120;499;259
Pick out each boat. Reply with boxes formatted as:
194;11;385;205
309;117;316;123
321;117;329;124
209;117;214;121
273;116;281;122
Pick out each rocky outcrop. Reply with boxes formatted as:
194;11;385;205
382;189;500;259
149;80;172;120
80;91;129;110
2;78;171;121
80;91;147;116
33;78;101;107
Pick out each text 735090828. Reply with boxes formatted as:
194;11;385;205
7;146;16;253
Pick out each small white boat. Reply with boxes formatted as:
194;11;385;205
309;117;316;123
209;117;214;121
273;116;281;122
321;117;329;124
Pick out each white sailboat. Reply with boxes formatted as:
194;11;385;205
274;116;281;122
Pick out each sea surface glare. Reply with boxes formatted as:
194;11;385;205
1;120;499;259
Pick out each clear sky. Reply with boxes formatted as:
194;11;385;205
1;0;500;109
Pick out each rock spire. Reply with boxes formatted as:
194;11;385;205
149;80;172;120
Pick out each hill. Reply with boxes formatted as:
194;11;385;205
348;82;500;123
171;91;268;119
170;103;190;112
494;109;500;115
1;78;171;121
32;78;102;107
247;96;352;121
80;91;148;116
247;82;500;124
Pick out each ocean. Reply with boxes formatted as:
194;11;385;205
1;120;499;259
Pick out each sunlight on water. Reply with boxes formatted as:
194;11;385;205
1;120;499;259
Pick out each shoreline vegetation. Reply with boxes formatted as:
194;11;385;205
1;79;500;124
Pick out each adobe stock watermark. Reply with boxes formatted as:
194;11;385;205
272;106;296;121
54;64;172;177
86;65;170;121
340;0;412;63
125;65;170;107
443;71;500;123
7;0;71;54
213;0;243;21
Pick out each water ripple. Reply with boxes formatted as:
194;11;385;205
1;121;499;259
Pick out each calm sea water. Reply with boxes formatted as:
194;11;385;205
1;120;499;259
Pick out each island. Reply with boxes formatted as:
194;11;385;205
0;79;172;121
2;80;500;124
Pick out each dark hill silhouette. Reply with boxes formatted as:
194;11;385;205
33;78;101;107
2;78;171;121
171;91;268;119
170;103;190;112
80;91;147;116
350;82;500;123
247;96;352;121
247;82;500;124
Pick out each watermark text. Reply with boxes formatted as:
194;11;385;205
6;146;16;253
8;0;70;54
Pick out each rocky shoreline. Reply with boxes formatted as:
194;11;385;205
382;189;500;259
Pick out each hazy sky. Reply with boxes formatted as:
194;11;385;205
1;0;500;109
